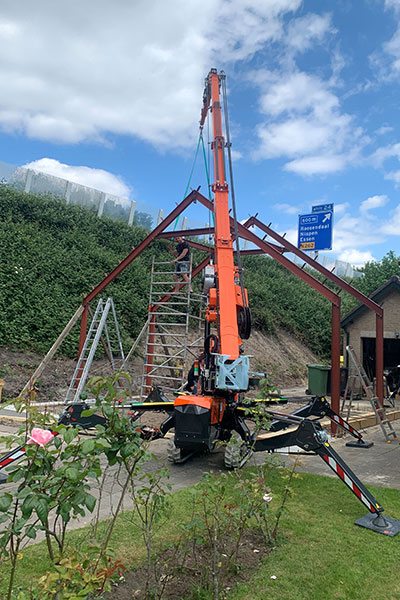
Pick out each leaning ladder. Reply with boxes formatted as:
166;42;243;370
65;297;125;404
345;345;398;443
140;255;204;400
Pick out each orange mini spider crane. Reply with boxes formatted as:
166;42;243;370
1;69;398;536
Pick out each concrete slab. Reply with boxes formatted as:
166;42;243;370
278;422;400;490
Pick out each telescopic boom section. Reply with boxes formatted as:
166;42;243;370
203;69;241;360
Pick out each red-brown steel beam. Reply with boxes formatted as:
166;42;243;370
157;227;284;253
157;227;214;238
238;249;268;256
247;217;382;314
331;303;341;433
376;313;384;408
194;191;340;304
245;216;384;405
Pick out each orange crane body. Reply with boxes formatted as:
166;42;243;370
207;70;242;360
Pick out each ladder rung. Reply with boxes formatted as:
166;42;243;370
150;333;187;337
143;374;183;381
150;344;188;348
153;271;184;275
155;322;186;326
152;302;188;305
146;352;184;359
156;311;188;316
146;363;184;369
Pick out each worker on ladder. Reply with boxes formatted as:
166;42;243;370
172;236;191;292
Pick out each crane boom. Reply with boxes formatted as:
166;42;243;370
202;69;241;360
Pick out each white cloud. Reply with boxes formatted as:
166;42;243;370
338;249;376;267
371;143;400;185
360;195;388;213
254;70;364;175
385;0;400;12
285;154;347;175
383;27;400;74
380;203;400;234
0;0;301;148
376;125;394;135
279;227;298;245
285;13;335;53
274;202;300;214
334;202;350;215
385;170;400;185
333;214;385;255
23;158;131;199
372;142;400;166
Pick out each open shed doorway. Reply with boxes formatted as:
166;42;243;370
362;337;400;389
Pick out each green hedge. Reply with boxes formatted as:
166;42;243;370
1;185;398;358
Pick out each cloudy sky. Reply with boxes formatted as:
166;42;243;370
1;0;400;265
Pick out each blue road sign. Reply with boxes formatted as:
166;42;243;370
298;211;333;251
312;203;334;213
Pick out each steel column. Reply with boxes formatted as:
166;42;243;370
76;304;89;385
376;313;384;408
331;303;341;434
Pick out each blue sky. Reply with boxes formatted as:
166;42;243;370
1;0;400;266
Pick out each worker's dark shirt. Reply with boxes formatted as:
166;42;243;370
176;241;189;261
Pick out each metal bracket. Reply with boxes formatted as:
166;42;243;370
215;355;249;391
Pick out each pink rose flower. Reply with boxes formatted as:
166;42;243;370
27;428;55;448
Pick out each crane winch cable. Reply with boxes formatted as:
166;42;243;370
172;132;203;232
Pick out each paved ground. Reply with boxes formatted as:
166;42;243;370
0;402;399;532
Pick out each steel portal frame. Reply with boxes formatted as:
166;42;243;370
77;189;384;428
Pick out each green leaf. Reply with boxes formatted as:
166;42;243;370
16;486;32;500
36;498;49;524
0;493;12;512
80;409;94;417
95;438;112;449
84;493;96;513
25;525;37;539
81;439;95;453
65;467;79;481
64;428;76;444
103;405;114;419
21;495;37;518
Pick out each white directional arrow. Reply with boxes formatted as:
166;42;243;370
322;213;332;223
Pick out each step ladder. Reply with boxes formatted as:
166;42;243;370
345;345;398;443
341;374;361;421
65;297;125;404
140;255;205;400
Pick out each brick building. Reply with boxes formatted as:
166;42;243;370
341;276;400;388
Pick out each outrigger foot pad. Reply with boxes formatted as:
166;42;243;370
355;513;400;537
345;439;374;449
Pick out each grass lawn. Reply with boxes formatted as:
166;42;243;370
1;465;399;599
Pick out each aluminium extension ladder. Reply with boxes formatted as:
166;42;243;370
139;255;205;400
344;345;398;443
65;297;125;404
